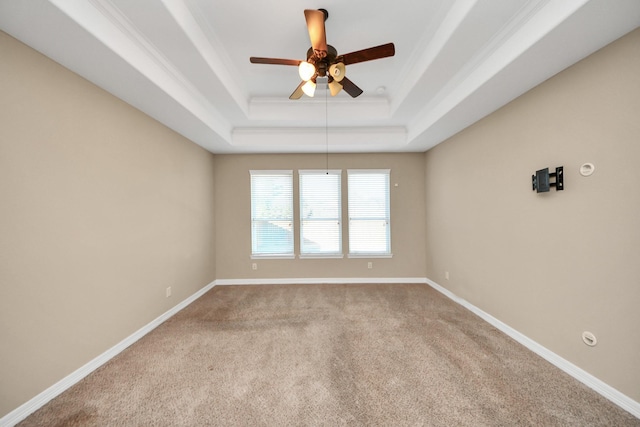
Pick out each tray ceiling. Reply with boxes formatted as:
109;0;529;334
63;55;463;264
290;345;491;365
1;0;639;153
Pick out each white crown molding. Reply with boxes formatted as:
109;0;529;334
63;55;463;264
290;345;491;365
164;0;249;117
407;0;589;142
47;0;232;142
232;127;408;152
391;0;477;116
407;0;549;131
248;96;391;122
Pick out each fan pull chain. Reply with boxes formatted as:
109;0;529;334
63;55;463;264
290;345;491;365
325;84;329;174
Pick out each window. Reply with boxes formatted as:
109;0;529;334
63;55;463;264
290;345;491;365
347;169;391;256
250;170;294;257
299;170;342;257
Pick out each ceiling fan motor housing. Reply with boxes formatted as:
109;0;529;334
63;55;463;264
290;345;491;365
306;45;338;80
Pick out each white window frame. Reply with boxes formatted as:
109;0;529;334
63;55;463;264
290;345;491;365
298;170;343;258
347;169;392;258
250;170;295;259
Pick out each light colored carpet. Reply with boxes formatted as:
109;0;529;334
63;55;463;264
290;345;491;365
18;283;639;426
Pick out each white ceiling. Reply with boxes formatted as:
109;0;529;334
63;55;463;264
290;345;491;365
1;0;639;154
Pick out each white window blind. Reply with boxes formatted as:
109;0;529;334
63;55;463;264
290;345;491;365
347;169;391;256
299;170;342;256
250;170;294;257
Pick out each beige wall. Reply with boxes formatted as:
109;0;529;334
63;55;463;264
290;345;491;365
0;32;216;417
424;28;640;401
214;153;426;280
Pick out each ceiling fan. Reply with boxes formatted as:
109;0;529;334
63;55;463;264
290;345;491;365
250;9;395;99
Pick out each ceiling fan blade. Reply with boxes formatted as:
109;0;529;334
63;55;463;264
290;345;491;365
340;76;363;98
250;57;301;66
304;9;327;55
289;81;305;100
340;43;395;66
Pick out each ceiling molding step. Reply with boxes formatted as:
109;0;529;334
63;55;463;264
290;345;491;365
163;0;249;116
407;0;590;143
248;97;391;122
414;0;550;116
48;0;232;142
5;0;638;155
391;0;477;115
232;127;408;152
406;0;640;152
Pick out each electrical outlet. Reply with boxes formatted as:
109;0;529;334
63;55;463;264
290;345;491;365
166;287;172;298
367;262;373;269
252;263;257;270
445;271;450;280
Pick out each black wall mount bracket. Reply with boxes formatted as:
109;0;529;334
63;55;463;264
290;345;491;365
532;166;563;193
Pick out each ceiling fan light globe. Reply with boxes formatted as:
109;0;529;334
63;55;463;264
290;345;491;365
298;61;316;81
329;63;345;82
302;80;316;97
328;80;342;96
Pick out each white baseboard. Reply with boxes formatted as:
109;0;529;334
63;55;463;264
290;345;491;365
425;278;640;419
214;277;428;286
0;281;216;427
